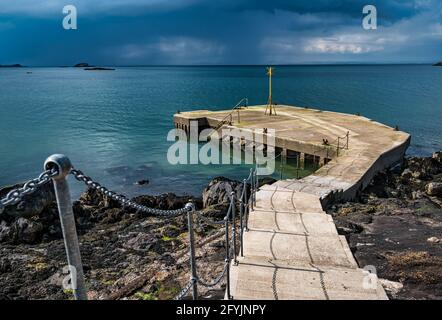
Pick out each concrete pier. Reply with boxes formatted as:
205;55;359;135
174;104;410;300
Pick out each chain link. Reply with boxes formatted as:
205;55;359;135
70;168;190;217
197;262;228;288
0;169;58;215
173;279;196;300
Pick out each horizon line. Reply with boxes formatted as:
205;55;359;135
2;62;437;68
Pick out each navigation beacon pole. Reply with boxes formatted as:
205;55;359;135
265;67;277;116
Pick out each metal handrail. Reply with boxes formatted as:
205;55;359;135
213;98;248;131
0;154;261;301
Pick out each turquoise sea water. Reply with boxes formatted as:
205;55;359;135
0;65;441;197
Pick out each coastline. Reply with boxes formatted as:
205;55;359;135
0;152;441;299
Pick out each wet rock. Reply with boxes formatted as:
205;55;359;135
202;177;245;208
199;203;230;219
0;181;55;219
433;152;442;162
123;233;160;253
425;182;442;197
330;151;442;299
0;218;44;244
0;258;12;273
78;188;121;209
136;179;149;186
133;193;201;212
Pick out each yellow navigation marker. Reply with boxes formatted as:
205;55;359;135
265;67;277;116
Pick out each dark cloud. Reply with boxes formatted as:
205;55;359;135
0;0;441;65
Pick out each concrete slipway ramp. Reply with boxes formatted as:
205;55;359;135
174;105;410;300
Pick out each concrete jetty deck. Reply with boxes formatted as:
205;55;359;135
174;105;410;300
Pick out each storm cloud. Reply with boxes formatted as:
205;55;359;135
0;0;441;65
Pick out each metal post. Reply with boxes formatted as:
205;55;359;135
280;156;284;180
250;169;254;211
297;154;300;179
240;179;246;257
254;169;258;206
186;202;198;300
346;131;349;150
44;154;87;300
230;192;238;265
224;215;232;300
337;137;340;157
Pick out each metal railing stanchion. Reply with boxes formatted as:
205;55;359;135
224;212;232;299
240;179;246;257
230;192;238;265
44;154;87;300
185;201;198;300
245;170;251;231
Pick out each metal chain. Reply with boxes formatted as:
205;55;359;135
174;279;196;300
0;169;58;215
197;262;228;288
70;168;190;217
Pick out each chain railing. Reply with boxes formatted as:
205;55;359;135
0;169;58;211
0;154;195;301
176;167;258;300
0;154;261;301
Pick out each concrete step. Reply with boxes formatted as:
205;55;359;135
243;229;358;269
247;209;338;236
273;175;353;198
229;257;388;300
255;186;324;213
273;179;332;198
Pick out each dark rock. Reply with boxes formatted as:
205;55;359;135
202;177;245;208
136;179;149;186
123;233;159;253
0;258;12;273
257;177;277;187
133;193;201;212
0;218;44;244
433;152;442;162
77;187;121;209
0;181;55;219
329;151;442;299
433;62;442;66
425;182;442;197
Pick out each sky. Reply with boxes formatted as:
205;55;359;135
0;0;441;65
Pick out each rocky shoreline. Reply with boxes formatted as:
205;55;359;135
0;153;441;300
329;151;442;299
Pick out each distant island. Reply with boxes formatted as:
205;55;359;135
84;67;115;71
74;62;93;68
74;62;115;71
0;64;23;68
433;62;442;66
